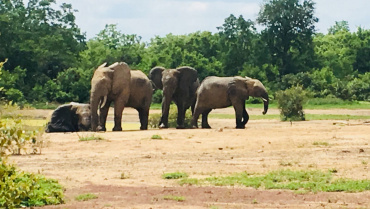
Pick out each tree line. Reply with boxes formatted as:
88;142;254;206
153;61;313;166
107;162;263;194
0;0;369;105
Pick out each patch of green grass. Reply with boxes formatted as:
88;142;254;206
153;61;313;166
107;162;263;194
305;99;370;109
162;172;188;179
151;134;162;140
75;193;98;201
208;114;370;121
78;134;105;141
163;195;186;202
179;170;370;193
313;141;330;146
178;178;200;186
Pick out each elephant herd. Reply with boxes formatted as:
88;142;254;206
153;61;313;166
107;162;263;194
46;62;269;133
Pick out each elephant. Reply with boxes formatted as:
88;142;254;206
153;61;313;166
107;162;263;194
149;66;200;129
45;102;91;133
91;62;153;131
191;76;269;129
125;70;153;130
90;62;131;131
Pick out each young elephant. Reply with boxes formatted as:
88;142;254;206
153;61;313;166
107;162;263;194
46;102;91;133
191;76;269;129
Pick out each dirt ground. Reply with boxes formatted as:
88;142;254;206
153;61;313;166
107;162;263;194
9;107;370;209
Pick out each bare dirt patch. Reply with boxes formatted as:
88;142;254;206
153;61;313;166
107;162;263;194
9;108;370;208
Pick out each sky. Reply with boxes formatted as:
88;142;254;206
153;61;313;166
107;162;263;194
53;0;370;42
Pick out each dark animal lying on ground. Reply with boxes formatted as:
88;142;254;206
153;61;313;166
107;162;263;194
45;102;91;133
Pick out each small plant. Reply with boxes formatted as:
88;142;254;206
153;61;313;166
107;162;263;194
75;193;98;201
252;199;258;204
275;86;307;121
162;172;188;179
313;141;329;146
120;172;130;179
362;161;368;165
78;134;105;141
163;195;186;202
279;160;293;167
0;118;42;155
151;134;162;140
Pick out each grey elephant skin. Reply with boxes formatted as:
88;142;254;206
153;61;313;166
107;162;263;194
90;64;153;131
90;62;131;131
149;66;199;129
191;76;269;129
46;102;91;133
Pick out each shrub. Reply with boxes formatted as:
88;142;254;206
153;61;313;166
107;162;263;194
152;90;163;104
0;162;64;208
275;86;307;121
148;106;193;128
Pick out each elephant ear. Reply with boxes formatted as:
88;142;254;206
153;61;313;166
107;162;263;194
148;66;165;90
176;66;198;91
108;62;131;95
228;76;250;100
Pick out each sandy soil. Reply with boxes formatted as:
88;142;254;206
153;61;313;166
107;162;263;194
9;107;370;209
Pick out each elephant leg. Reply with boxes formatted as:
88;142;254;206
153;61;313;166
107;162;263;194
241;106;249;126
112;102;125;131
191;105;201;128
138;108;149;130
233;101;245;129
98;101;111;131
176;102;186;129
159;95;172;128
201;109;212;129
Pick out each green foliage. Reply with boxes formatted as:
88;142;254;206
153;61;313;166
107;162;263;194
152;90;163;104
148;107;193;128
75;193;98;201
0;119;42;156
0;162;64;208
162;172;188;179
275;86;307;121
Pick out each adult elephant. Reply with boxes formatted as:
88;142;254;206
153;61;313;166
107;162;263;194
46;102;91;133
90;62;131;131
191;76;269;129
125;70;153;130
149;66;199;129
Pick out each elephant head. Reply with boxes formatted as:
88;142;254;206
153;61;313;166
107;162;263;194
231;76;269;115
46;102;91;133
90;62;131;131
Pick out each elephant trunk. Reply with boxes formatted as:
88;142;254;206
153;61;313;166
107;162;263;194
90;95;99;131
262;93;269;115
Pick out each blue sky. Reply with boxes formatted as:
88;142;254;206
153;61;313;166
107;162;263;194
55;0;370;42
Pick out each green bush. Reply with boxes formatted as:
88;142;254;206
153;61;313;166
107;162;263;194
148;106;193;128
0;162;64;208
275;86;307;121
152;90;163;104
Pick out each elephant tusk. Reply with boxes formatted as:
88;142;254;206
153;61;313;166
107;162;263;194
262;98;268;102
100;96;107;108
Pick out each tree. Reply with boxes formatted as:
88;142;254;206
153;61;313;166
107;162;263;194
257;0;318;78
328;21;350;35
0;0;86;101
217;14;258;76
